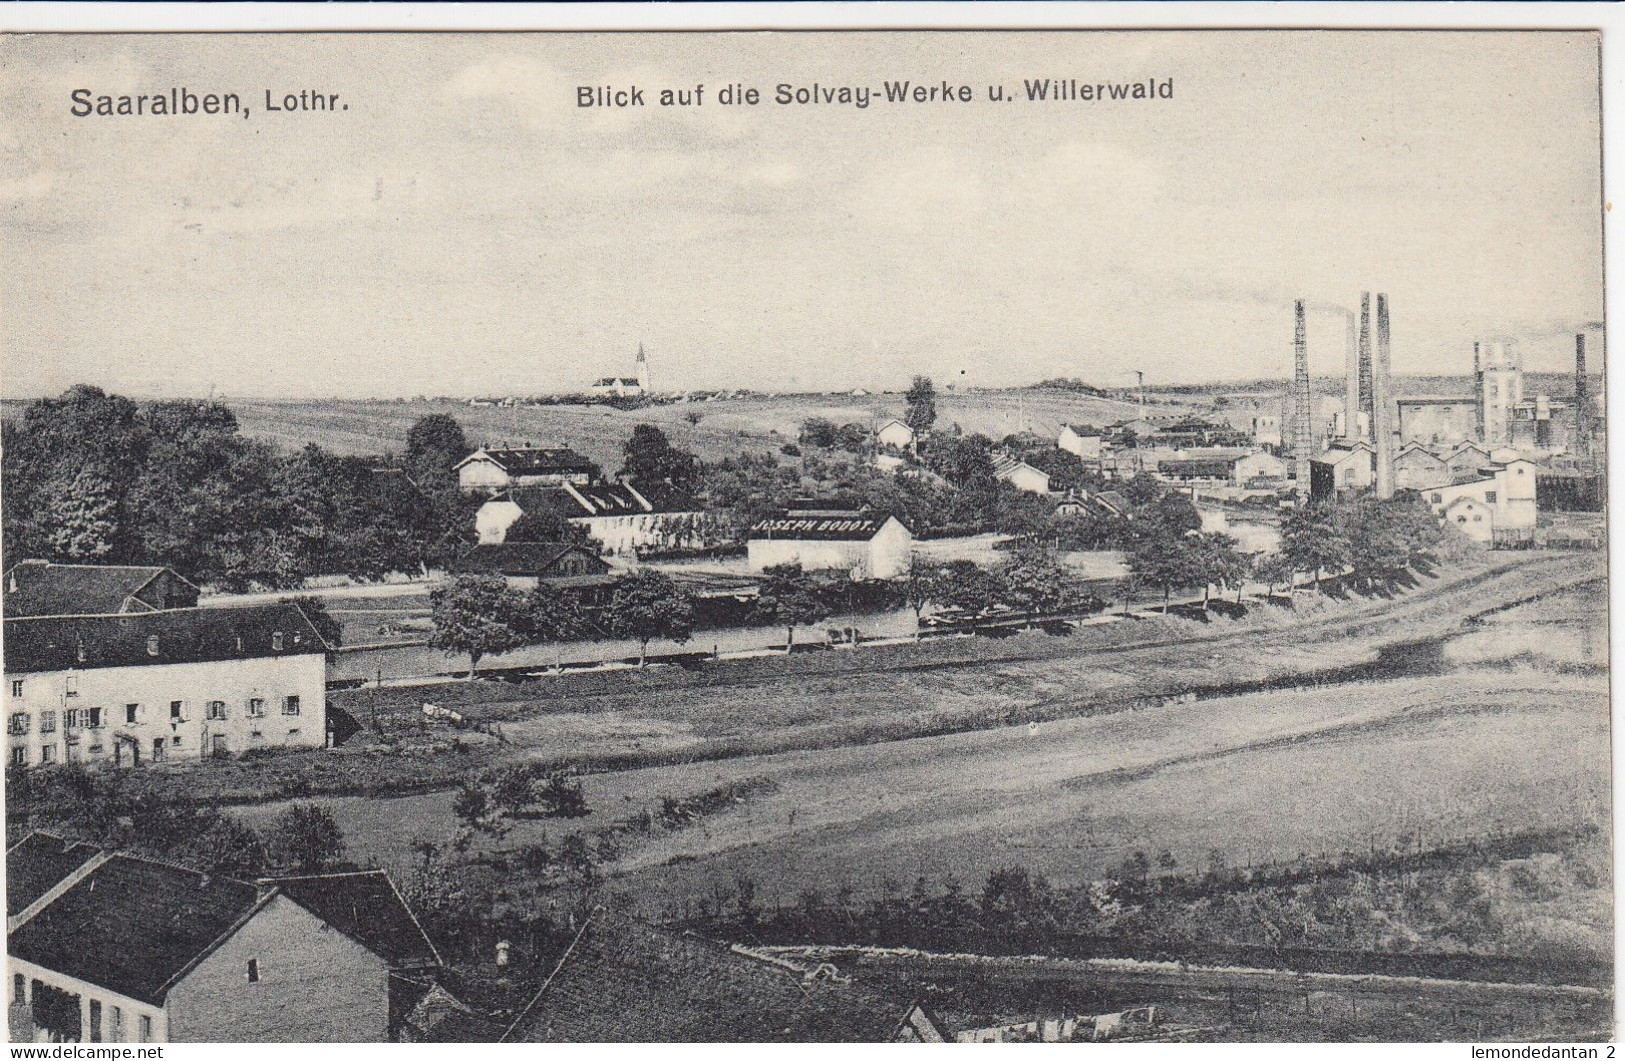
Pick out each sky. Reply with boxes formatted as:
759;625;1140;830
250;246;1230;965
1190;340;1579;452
0;30;1605;398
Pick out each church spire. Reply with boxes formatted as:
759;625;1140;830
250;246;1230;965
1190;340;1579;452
635;342;650;392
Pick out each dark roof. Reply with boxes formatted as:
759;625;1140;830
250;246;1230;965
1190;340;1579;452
1064;424;1102;436
7;854;264;1006
1160;458;1236;477
6;832;102;915
1397;396;1477;407
2;603;327;675
453;542;611;578
3;561;198;619
505;482;697;519
264;871;441;970
749;515;899;541
459;447;598;477
503;917;915;1043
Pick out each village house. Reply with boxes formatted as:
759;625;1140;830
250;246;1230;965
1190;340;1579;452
3;600;329;769
1056;424;1103;461
499;914;943;1043
1251;414;1283;451
7;835;439;1043
1309;439;1375;501
1393;442;1453;492
1153;451;1286;491
452;542;615;597
454;444;599;494
747;505;913;579
1443;441;1495;481
990;454;1052;494
873;419;916;451
1424;458;1539;546
474;481;705;555
4;562;200;618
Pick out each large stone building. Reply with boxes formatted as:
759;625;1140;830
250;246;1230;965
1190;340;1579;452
3;599;329;769
1423;458;1539;546
747;506;913;580
7;835;438;1043
475;481;706;555
455;445;599;494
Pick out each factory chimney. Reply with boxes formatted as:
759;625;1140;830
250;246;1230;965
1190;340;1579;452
1575;333;1589;458
1356;293;1374;440
1373;293;1395;499
1473;342;1485;442
1342;308;1360;440
1292;300;1313;498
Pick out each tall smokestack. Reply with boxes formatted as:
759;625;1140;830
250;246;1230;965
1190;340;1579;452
1357;292;1374;440
1575;333;1589;457
1292;300;1312;499
1473;342;1485;442
1343;309;1360;440
1373;293;1395;499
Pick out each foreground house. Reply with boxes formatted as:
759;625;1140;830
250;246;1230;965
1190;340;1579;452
990;454;1052;494
3;601;328;768
747;506;913;580
474;481;704;554
3;562;200;618
501;915;942;1042
6;836;438;1043
1424;458;1539;545
454;445;598;494
452;542;615;597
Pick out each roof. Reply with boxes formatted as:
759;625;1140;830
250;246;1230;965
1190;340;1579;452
503;916;917;1043
7;853;265;1006
991;455;1049;482
3;561;197;619
3;603;326;675
456;446;598;477
1093;490;1130;515
262;871;440;970
1159;458;1237;477
750;515;899;542
6;832;102;916
453;542;610;577
592;378;642;388
502;481;696;519
1063;423;1102;436
1397;396;1477;407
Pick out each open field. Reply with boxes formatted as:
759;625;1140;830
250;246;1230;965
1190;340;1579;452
217;389;1182;465
227;554;1608;929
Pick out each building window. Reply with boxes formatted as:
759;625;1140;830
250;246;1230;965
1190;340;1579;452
1431;493;1442;504
1485;491;1497;503
287;728;301;741
89;999;102;1043
39;710;56;733
40;746;55;764
146;635;160;656
283;695;301;716
8;712;28;736
247;698;265;718
207;700;227;721
139;1015;152;1043
12;973;22;1004
110;1006;123;1041
171;735;182;746
10;747;24;767
64;676;77;697
126;703;139;724
272;632;285;651
88;707;102;729
65;708;81;730
170;700;184;721
152;738;165;762
247;959;259;983
9;680;21;698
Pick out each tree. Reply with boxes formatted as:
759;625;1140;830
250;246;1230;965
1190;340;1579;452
1185;531;1250;609
605;570;694;666
904;376;938;436
268;803;346;872
1281;503;1353;589
1000;549;1100;618
43;467;121;560
429;573;537;677
1252;554;1297;599
799;417;839;449
621;424;698;488
932;559;1006;615
452;780;507;836
1128;525;1205;612
505;506;593;548
898;556;938;630
405;414;469;476
182;817;269;878
752;563;834;653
